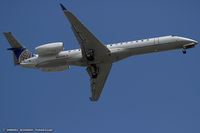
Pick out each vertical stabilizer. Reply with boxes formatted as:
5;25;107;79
3;32;33;65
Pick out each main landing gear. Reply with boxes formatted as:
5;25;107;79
86;49;94;61
86;49;98;78
86;64;99;79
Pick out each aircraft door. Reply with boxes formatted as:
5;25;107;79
154;38;159;45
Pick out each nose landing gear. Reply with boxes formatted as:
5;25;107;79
182;49;186;54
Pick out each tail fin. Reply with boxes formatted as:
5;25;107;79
3;32;33;65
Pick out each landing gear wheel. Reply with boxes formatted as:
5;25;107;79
91;64;98;78
182;49;186;54
86;64;98;79
92;73;97;78
86;49;94;61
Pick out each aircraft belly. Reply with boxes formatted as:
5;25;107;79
110;48;130;62
129;43;182;56
131;43;182;54
37;57;86;67
38;59;67;67
111;43;183;62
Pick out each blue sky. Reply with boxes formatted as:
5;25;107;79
0;0;200;133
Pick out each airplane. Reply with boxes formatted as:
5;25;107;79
4;4;198;101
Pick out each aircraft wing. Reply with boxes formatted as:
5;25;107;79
60;4;110;61
87;63;112;101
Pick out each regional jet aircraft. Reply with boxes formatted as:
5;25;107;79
4;4;198;101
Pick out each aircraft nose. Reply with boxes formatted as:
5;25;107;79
182;38;198;45
192;40;198;45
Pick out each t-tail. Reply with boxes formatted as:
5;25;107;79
3;32;33;66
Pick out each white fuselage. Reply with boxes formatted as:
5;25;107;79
20;35;197;70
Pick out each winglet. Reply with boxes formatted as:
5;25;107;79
89;97;95;102
89;97;93;101
60;3;67;11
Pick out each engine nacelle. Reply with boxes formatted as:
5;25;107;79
42;65;70;72
35;42;64;56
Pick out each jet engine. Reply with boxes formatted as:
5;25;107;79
35;42;64;56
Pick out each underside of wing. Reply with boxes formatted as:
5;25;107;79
60;4;113;101
87;63;112;101
60;4;110;62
